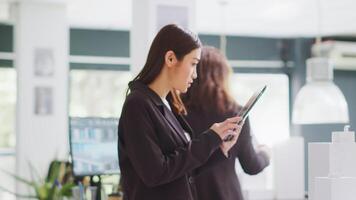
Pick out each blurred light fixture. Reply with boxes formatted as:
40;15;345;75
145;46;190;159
292;57;349;124
218;0;228;56
292;0;349;124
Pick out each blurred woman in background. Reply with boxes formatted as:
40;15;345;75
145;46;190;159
182;46;270;200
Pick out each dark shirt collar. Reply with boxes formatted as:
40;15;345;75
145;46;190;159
128;80;164;106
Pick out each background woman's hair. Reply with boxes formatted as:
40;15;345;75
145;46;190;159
182;46;238;115
129;24;202;115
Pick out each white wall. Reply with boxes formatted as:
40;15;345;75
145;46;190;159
130;0;196;76
66;0;356;37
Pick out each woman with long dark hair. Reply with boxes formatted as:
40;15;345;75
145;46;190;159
118;25;243;200
182;46;270;200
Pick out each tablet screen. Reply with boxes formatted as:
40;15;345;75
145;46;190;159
238;85;267;122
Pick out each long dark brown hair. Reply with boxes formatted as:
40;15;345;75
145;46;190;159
129;24;201;115
182;46;238;115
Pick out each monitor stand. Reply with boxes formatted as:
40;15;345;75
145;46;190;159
74;175;102;200
90;175;102;200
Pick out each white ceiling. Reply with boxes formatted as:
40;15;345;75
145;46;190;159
200;0;356;37
67;0;132;30
2;0;356;37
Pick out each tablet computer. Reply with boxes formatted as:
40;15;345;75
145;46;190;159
223;85;267;142
237;85;267;124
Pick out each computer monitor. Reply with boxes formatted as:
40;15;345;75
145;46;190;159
69;117;119;176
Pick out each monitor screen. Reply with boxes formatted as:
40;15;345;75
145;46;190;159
69;117;119;176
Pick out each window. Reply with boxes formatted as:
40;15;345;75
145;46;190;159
0;67;16;148
230;73;290;192
70;69;132;118
230;73;290;145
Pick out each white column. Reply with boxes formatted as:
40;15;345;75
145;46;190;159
130;0;196;77
13;0;69;195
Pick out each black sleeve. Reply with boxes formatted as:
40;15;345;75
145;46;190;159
193;146;228;176
120;97;222;187
230;118;270;175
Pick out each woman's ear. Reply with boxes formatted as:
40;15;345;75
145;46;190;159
165;50;177;67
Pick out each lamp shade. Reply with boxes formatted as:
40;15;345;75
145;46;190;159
292;57;349;124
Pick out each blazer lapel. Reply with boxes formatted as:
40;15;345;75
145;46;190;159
175;114;194;139
129;81;189;143
161;106;188;144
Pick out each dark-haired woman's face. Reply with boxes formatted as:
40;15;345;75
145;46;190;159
170;48;201;93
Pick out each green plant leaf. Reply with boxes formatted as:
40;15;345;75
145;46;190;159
47;161;61;183
36;182;53;200
1;161;75;200
47;180;58;200
59;183;75;197
0;168;35;187
28;160;42;183
0;184;37;199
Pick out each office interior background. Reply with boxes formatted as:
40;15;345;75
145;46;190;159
1;0;356;199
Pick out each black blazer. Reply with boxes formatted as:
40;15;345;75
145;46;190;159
185;107;270;200
118;81;227;200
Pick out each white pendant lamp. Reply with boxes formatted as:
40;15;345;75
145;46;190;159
292;57;349;124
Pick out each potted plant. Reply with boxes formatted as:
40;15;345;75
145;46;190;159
0;161;75;200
